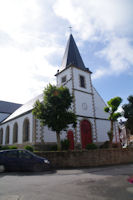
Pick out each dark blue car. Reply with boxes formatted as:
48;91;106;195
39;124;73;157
0;149;51;172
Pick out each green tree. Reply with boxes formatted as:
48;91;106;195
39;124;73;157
104;97;122;147
32;84;77;150
122;95;133;135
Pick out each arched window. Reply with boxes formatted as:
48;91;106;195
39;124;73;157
13;123;18;143
5;126;10;144
23;118;30;142
0;128;3;144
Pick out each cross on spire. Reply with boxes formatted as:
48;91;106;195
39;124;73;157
68;26;72;34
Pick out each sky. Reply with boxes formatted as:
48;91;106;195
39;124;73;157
0;0;133;109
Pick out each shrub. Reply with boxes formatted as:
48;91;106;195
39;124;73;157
86;143;97;150
1;145;10;150
61;139;70;150
24;145;34;152
99;141;110;149
9;145;18;149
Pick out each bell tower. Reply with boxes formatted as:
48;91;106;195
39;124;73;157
55;34;97;147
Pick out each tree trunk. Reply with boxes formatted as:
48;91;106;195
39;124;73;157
109;120;114;148
56;132;61;151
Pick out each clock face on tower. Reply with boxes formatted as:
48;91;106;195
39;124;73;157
82;103;88;110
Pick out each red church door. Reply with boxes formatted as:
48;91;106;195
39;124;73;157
80;120;92;149
67;130;74;150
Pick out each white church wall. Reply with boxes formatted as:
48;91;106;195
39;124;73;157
43;126;57;143
15;112;33;144
2;127;5;145
96;119;110;142
35;119;42;143
64;81;73;94
75;91;93;117
73;67;92;93
56;68;73;95
0;112;33;145
89;118;96;141
35;119;48;143
43;126;67;143
57;68;72;86
93;87;109;119
35;119;67;143
1;122;13;145
9;123;13;145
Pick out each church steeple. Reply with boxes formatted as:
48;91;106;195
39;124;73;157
61;34;86;70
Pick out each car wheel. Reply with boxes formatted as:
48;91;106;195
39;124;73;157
33;164;43;172
0;165;5;173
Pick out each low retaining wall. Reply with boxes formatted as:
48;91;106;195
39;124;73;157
36;148;133;168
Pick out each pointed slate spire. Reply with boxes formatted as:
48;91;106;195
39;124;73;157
61;34;86;70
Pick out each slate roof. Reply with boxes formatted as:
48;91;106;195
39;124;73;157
0;101;22;114
61;34;86;70
0;113;10;123
2;94;43;123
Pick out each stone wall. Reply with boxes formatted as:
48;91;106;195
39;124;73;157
36;149;133;168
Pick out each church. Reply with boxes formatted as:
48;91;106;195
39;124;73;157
0;34;119;150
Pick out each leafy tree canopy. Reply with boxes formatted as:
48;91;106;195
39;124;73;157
104;96;122;121
122;95;133;134
32;84;77;132
32;84;77;150
123;96;133;118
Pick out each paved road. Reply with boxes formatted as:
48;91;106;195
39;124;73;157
0;164;133;200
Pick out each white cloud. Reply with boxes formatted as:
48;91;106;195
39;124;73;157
53;0;132;40
0;0;63;103
0;45;58;103
92;68;108;79
93;37;133;79
0;0;41;37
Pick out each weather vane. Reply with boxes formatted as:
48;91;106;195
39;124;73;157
68;26;72;34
